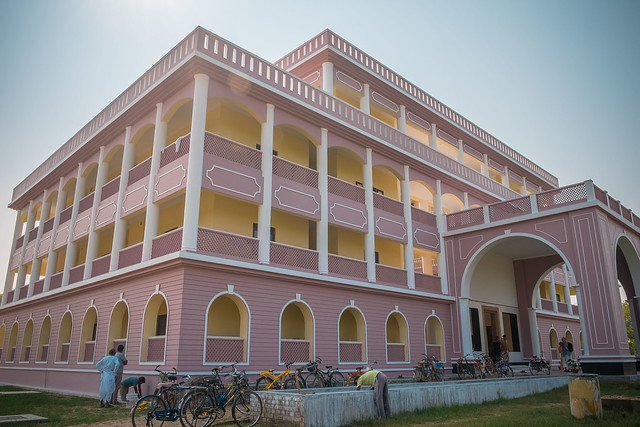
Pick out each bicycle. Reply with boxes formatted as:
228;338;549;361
495;356;514;377
413;355;444;382
304;358;346;388
528;354;550;375
131;366;191;427
456;354;478;379
179;362;262;427
255;361;306;391
346;360;377;386
476;353;495;378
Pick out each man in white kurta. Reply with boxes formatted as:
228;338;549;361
96;349;120;407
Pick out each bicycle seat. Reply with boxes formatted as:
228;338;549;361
268;369;275;373
325;366;332;369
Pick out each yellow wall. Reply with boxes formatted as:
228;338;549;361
329;150;363;183
281;304;307;339
372;167;400;200
271;210;313;248
370;103;397;128
132;127;154;166
207;296;242;336
74;237;88;266
200;192;258;237
406;123;430;145
463;153;483;174
333;83;361;109
157;194;185;234
274;127;315;169
125;213;145;247
166;102;192;145
436;139;459;160
206;105;261;148
375;236;404;268
328;225;364;260
54;248;66;273
97;227;114;258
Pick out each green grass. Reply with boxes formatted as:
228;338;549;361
344;381;640;426
2;381;640;426
0;386;130;426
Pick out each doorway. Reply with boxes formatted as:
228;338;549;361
483;307;500;360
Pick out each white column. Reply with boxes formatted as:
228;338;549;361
521;177;528;196
459;298;473;356
574;284;590;355
142;103;167;261
562;264;573;315
258;104;275;264
482;154;490;177
110;127;134;271
457;140;464;163
28;190;50;296
529;307;541;356
402;165;415;289
537;286;543;310
322;62;334;95
463;192;469;210
429;123;438;149
360;84;370;115
43;178;66;292
182;73;209;252
630;297;640;357
434;179;448;294
398;105;407;133
1;211;23;305
503;166;511;188
550;271;558;312
363;148;376;282
13;200;36;301
318;128;329;274
84;147;108;279
62;164;85;286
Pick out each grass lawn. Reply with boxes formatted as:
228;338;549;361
1;381;639;426
0;386;131;426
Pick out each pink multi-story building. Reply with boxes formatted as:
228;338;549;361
1;27;639;395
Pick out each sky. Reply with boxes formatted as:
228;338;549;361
0;0;638;283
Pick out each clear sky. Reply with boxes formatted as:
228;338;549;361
0;0;638;282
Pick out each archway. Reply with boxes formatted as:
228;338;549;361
338;306;366;363
425;315;445;360
205;293;249;364
56;311;73;362
37;315;52;362
141;293;168;363
107;300;129;354
79;306;98;363
21;319;34;362
616;235;640;357
280;300;314;364
386;311;409;363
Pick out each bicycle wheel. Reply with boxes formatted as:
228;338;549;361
506;365;514;377
528;361;537;376
433;366;444;382
484;359;495;377
254;376;271;391
304;372;323;388
283;376;305;390
232;389;263;427
542;361;550;375
329;371;346;387
179;389;215;427
132;394;166;427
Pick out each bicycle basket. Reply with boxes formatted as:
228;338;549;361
306;363;317;372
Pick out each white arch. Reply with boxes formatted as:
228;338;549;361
139;289;169;365
384;308;410;364
423;313;446;361
203;289;252;365
278;297;316;365
337;303;368;364
615;233;640;298
37;314;52;363
106;297;131;355
55;308;74;364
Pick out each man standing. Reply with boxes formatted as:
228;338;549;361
96;349;119;408
112;345;127;404
356;369;391;418
500;334;509;363
560;337;571;372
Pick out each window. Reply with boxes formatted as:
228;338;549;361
156;314;167;336
252;223;275;241
470;308;482;352
502;312;521;352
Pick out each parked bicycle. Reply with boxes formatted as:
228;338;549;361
304;358;346;388
456;354;478;379
476;353;495;378
179;362;262;427
346;360;377;386
131;366;191;427
413;354;444;382
566;358;581;373
495;356;514;377
255;361;306;391
528;354;550;375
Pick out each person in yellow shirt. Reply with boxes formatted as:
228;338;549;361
356;369;391;418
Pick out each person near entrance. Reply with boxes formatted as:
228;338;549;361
491;336;501;362
559;337;572;372
356;369;391;418
500;334;509;363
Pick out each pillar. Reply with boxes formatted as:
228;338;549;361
429;123;438;149
529;307;541;356
110;127;134;271
84;147;108;279
435;180;448;293
401;165;415;289
457;140;464;163
503;166;511;189
322;62;334;95
62;164;85;286
550;271;559;313
574;284;590;356
28;190;50;296
13;201;36;300
318;128;329;274
482;154;490;177
1;211;24;305
182;73;210;252
142;103;167;261
459;297;473;356
360;84;370;115
363;148;376;282
398;105;406;133
258;104;274;264
43;178;66;292
563;264;574;315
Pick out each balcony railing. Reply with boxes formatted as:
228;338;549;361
414;272;441;294
160;135;191;167
376;264;407;287
119;243;143;269
49;272;63;290
101;176;121;201
78;193;95;214
328;254;367;281
270;242;318;272
197;228;259;262
128;158;152;186
273;156;318;187
151;228;183;259
205;336;245;363
92;254;112;277
69;265;85;284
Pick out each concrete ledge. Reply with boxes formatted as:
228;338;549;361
602;395;640;413
0;414;48;424
258;376;569;427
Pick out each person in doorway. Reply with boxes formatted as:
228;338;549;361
120;376;146;402
96;349;119;408
112;344;127;404
500;334;509;363
491;336;501;363
560;337;571;372
356;368;391;418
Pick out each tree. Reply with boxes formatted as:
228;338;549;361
623;301;637;355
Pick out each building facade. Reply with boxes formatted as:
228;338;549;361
1;27;639;396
